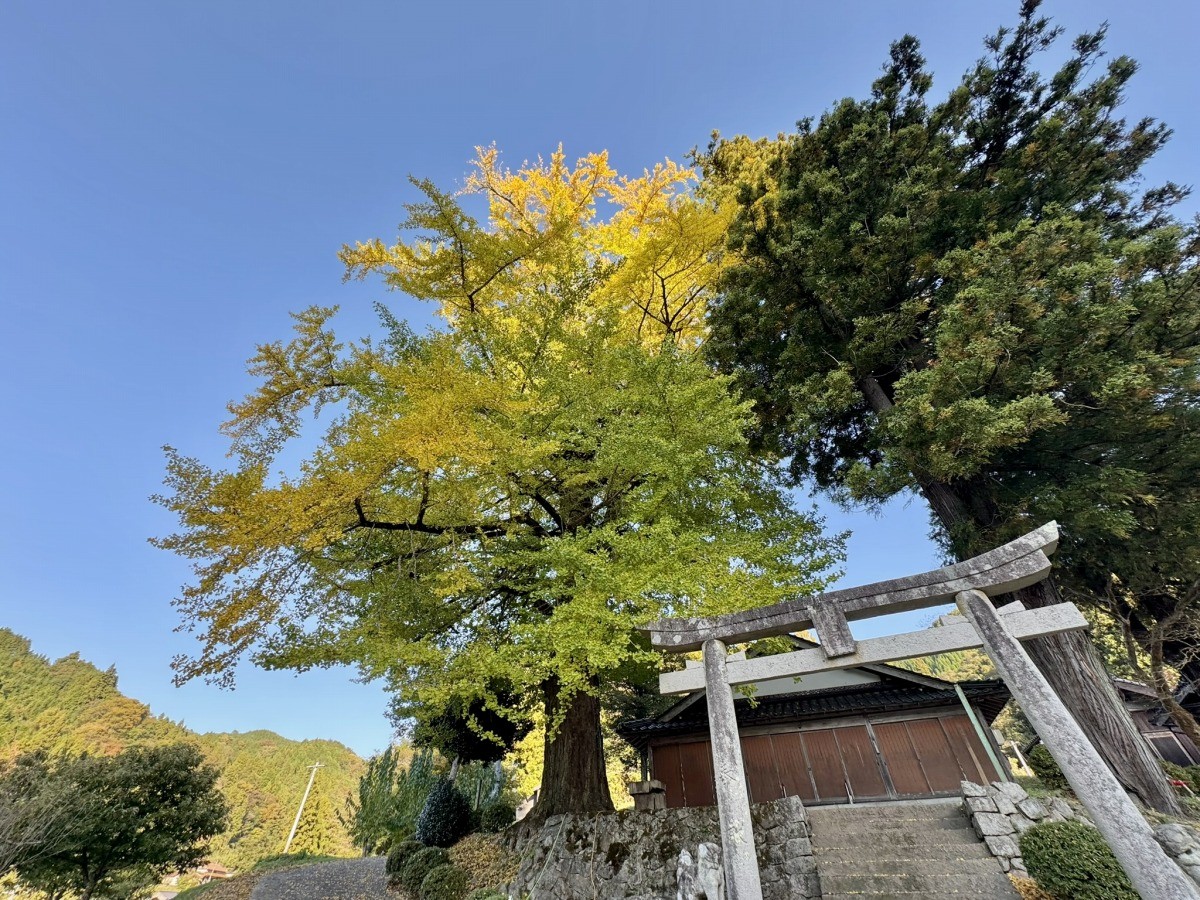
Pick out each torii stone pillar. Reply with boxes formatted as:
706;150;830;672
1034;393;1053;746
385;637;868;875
957;589;1199;900
703;639;763;900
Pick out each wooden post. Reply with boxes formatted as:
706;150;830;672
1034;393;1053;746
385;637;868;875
954;682;1008;781
703;639;764;900
956;589;1199;900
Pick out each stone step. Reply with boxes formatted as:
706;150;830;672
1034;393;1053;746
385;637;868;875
820;872;1018;896
812;817;974;835
817;856;1006;877
811;824;980;849
814;843;995;864
808;801;963;821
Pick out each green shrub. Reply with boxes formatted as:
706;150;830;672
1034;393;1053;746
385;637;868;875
479;800;516;833
1019;820;1137;900
400;846;451;895
387;839;425;877
420;863;470;900
1026;744;1069;792
415;778;474;847
467;890;506;900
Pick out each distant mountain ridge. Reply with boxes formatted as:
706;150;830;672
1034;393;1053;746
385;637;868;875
0;628;365;869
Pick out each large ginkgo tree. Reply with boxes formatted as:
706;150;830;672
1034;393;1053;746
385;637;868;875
155;148;842;817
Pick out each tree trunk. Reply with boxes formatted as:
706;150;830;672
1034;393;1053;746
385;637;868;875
1150;639;1200;751
530;677;613;820
1010;579;1182;814
858;373;1180;814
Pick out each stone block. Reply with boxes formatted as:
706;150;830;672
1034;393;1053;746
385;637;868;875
965;796;997;814
991;781;1029;804
1011;815;1037;834
973;812;1016;837
1016;798;1046;820
994;796;1017;816
961;780;988;797
1157;823;1198;856
984;834;1021;859
1048;798;1074;820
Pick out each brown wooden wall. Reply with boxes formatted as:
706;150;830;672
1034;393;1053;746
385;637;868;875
651;712;999;807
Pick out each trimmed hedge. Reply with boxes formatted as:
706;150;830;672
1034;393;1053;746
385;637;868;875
386;839;425;877
1019;820;1137;900
479;800;516;834
400;846;451;895
1026;744;1069;792
415;778;474;847
420;863;470;900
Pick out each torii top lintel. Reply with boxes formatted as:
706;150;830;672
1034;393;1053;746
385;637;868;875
645;522;1060;657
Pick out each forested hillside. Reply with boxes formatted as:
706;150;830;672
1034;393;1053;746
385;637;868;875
0;629;365;869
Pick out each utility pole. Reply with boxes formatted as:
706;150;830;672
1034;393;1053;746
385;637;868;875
284;762;324;853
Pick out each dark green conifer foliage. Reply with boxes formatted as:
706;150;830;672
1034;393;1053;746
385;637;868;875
288;789;334;855
415;778;473;848
703;0;1197;813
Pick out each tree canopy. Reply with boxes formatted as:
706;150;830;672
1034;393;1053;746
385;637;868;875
701;0;1196;812
7;744;227;900
155;147;842;815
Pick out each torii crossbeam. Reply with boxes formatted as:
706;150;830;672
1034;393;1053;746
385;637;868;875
642;522;1198;900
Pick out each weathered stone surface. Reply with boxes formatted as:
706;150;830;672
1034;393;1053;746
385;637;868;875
1048;797;1074;820
991;780;1028;804
503;796;814;900
1016;798;1046;820
1157;823;1198;856
994;795;1018;816
974;812;1015;837
985;834;1021;858
961;780;988;798
965;796;997;814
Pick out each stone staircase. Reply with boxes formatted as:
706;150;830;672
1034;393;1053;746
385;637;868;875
808;802;1019;898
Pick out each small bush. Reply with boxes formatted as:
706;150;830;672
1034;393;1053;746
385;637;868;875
400;846;451;895
450;833;520;891
1026;744;1069;792
387;839;425;877
1019;820;1137;900
415;778;474;847
467;890;506;900
479;801;516;833
420;863;470;900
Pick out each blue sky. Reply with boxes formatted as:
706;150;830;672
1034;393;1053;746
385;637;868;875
2;1;1196;759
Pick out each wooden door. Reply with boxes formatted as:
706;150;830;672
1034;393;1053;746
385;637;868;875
836;725;889;800
741;734;784;803
872;721;930;796
769;731;817;802
802;729;848;802
905;718;967;793
941;714;994;783
677;739;716;807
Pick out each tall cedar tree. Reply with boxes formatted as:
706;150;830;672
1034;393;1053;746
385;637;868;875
702;0;1198;812
155;148;841;818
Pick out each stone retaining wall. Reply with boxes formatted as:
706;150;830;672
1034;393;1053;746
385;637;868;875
502;796;816;899
960;779;1200;889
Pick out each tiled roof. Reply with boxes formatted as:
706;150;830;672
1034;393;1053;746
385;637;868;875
616;680;1010;750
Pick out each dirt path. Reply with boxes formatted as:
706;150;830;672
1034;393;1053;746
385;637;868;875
249;857;388;900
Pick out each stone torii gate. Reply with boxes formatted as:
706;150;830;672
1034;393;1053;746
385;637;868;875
644;522;1198;900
